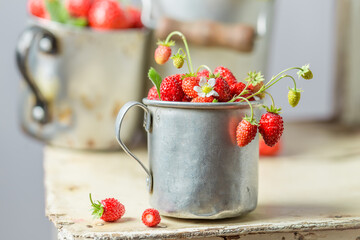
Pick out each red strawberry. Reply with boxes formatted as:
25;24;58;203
197;69;210;78
248;82;265;99
230;82;246;96
258;111;284;147
214;77;232;102
126;6;143;28
90;194;125;222
214;66;237;86
154;41;174;65
88;0;129;30
236;118;258;147
160;74;185;101
182;95;192;102
28;0;46;18
147;86;160;100
65;0;92;17
142;208;161;227
260;136;282;156
182;76;200;99
191;96;215;103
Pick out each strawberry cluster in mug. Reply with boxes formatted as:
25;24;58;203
147;31;313;148
28;0;142;30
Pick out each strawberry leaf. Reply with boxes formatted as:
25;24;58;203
148;68;162;100
45;0;70;23
67;17;88;27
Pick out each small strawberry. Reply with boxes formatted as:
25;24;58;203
28;0;46;18
126;6;143;28
297;64;313;80
197;69;210;78
154;41;175;65
258;107;284;147
160;74;185;101
236;117;258;147
65;0;92;18
182;76;200;99
88;0;129;30
214;66;237;86
142;208;161;227
214;77;232;102
191;96;215;103
171;54;185;69
89;194;125;222
230;81;247;96
147;86;160;100
182;95;192;102
260;136;282;156
288;88;302;107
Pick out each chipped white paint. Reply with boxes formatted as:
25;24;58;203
44;123;360;239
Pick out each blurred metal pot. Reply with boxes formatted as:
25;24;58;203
16;19;149;150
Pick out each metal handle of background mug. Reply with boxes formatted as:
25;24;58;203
115;101;153;193
16;25;58;124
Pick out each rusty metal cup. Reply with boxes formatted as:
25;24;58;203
115;99;262;219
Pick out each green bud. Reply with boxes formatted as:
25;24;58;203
171;54;185;69
288;88;302;107
297;64;313;80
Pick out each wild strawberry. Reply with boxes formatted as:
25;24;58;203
28;0;46;18
171;54;185;69
142;208;161;227
89;194;125;222
197;69;209;78
214;66;237;86
258;109;284;147
65;0;92;18
182;95;192;102
147;86;160;100
236;117;258;147
297;64;313;80
126;6;143;28
288;88;302;107
214;77;232;102
160;74;185;101
154;41;174;65
230;82;246;96
191;96;215;103
260;136;282;156
182;76;200;99
88;0;129;30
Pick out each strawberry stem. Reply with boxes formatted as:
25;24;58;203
238;97;254;122
165;31;194;74
264;91;276;107
265;74;297;90
177;48;190;71
196;65;213;75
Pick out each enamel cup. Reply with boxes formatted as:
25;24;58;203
115;99;261;219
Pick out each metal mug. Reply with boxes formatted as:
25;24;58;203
16;18;149;150
115;99;262;219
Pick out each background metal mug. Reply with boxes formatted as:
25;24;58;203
16;18;149;150
116;99;262;219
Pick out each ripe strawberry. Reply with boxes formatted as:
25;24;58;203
248;82;265;99
160;74;185;101
126;6;143;28
288;88;302;107
28;0;46;18
258;110;284;147
230;82;246;96
154;41;174;65
197;69;210;78
142;208;161;227
260;136;282;156
65;0;92;17
214;77;232;102
88;0;129;30
147;86;160;100
214;66;237;86
182;95;192;102
191;96;215;103
182;76;200;99
236;117;258;147
90;194;125;222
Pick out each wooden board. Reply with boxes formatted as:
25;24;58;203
44;123;360;239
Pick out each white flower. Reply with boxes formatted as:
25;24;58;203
193;77;219;98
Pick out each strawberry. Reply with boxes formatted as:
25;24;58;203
259;136;282;156
154;41;174;65
197;69;210;78
191;96;215;103
214;77;232;102
182;76;200;99
126;6;143;28
142;208;161;227
160;74;185;101
88;0;129;30
236;117;258;147
65;0;92;18
147;86;160;100
28;0;46;18
90;194;125;222
171;54;185;69
182;95;192;102
230;81;246;96
297;64;313;80
288;88;302;107
214;66;237;86
258;109;284;147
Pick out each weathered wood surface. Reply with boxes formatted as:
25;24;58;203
44;123;360;239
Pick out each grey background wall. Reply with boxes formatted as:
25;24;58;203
0;0;335;239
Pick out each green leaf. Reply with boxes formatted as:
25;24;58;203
148;67;162;100
245;71;265;86
45;0;70;23
67;17;88;27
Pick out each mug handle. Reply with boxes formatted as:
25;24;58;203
115;101;153;193
16;25;58;124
